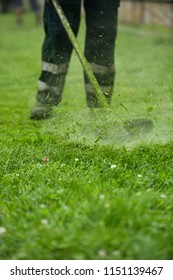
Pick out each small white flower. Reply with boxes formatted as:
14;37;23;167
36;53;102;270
112;250;121;257
0;227;6;235
57;189;64;194
41;219;48;225
75;158;79;162
105;203;110;208
63;205;70;212
40;204;46;208
110;164;117;170
36;163;43;168
99;194;105;200
137;174;142;178
160;194;167;199
98;249;107;257
136;192;141;196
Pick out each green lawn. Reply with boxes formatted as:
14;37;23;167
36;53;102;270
0;13;173;260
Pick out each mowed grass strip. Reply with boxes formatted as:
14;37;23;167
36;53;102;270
0;14;173;260
0;136;173;259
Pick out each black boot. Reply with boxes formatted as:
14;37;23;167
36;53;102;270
30;88;62;120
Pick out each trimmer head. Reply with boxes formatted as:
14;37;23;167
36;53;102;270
123;118;154;135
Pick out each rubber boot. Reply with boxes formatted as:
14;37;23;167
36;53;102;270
30;88;62;120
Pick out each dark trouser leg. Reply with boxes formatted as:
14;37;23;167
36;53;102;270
28;0;41;24
83;0;119;108
36;0;82;106
1;0;11;13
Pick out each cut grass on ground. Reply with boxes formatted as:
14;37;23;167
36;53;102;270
0;13;173;260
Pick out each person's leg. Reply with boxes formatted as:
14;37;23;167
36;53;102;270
83;0;120;108
13;0;24;26
30;0;82;119
1;0;11;13
28;0;41;24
